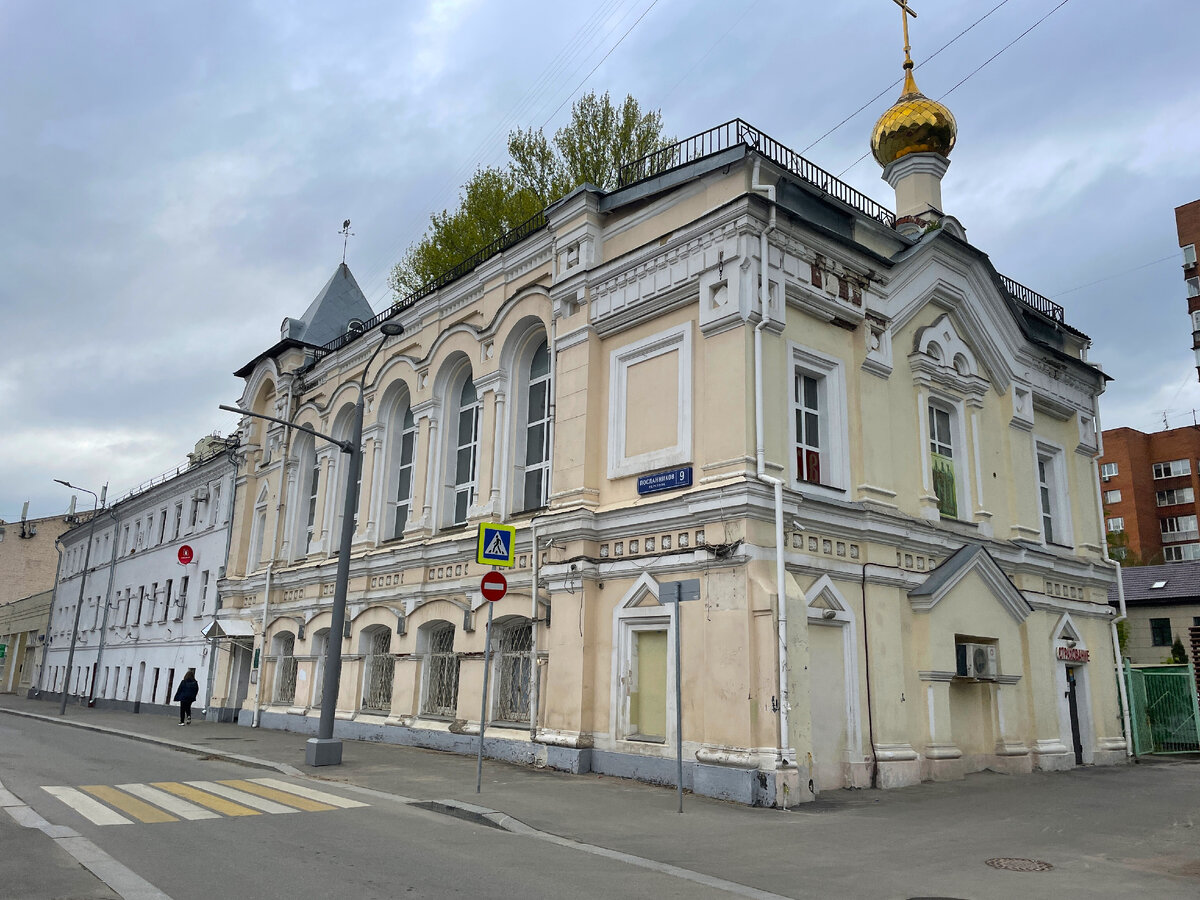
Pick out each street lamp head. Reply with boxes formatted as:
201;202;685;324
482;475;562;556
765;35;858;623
380;322;405;337
53;478;73;488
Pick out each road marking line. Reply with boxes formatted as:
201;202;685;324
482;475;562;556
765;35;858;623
185;780;297;814
81;786;177;824
219;780;335;812
41;786;132;826
249;778;369;808
118;783;219;820
151;781;260;817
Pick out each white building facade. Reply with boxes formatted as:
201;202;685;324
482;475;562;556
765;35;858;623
40;437;236;716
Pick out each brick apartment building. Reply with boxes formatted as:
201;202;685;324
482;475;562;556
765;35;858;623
1099;426;1200;564
1179;199;1200;379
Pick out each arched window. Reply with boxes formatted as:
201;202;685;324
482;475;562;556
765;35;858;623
493;617;533;724
310;628;329;707
520;340;551;512
331;404;363;548
391;406;418;539
450;378;479;526
291;433;320;557
271;632;297;704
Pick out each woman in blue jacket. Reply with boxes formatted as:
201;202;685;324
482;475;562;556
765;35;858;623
173;668;199;725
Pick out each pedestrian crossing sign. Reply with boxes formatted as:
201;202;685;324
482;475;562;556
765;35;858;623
477;522;516;568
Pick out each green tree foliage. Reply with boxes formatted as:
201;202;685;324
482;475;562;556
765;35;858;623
390;92;672;298
1170;636;1188;664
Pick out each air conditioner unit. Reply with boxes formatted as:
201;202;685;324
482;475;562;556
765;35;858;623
1101;474;1111;482
194;486;210;501
956;642;998;680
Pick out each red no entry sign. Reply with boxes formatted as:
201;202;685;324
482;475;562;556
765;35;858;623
177;545;194;565
480;571;507;602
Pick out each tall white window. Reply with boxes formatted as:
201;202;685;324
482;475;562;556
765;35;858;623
249;508;267;570
795;373;821;484
450;379;480;527
1187;277;1199;299
521;340;552;511
299;440;320;555
1153;459;1191;479
929;404;957;518
789;345;848;492
1038;456;1057;543
392;407;418;539
1161;515;1199;542
1106;517;1125;533
173;503;183;540
1157;487;1194;506
1035;443;1071;547
1184;244;1197;267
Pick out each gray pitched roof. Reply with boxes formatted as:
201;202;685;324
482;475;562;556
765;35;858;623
282;263;375;349
1107;562;1200;604
910;543;990;599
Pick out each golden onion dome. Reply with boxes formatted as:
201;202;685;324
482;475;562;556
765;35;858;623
870;64;957;167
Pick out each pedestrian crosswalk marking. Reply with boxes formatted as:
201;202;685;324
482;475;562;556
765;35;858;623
118;783;219;820
248;777;369;809
42;786;132;826
82;785;177;824
41;779;368;826
220;780;334;812
185;780;298;815
150;782;260;817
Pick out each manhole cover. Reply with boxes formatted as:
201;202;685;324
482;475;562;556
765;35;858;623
985;858;1054;872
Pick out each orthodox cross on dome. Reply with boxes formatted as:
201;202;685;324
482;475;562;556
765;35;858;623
891;0;918;69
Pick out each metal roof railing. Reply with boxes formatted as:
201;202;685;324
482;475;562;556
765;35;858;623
999;274;1065;323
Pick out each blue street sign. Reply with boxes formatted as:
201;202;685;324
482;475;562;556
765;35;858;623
476;522;516;568
636;466;693;496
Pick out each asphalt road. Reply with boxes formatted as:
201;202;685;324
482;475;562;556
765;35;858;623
1;716;755;900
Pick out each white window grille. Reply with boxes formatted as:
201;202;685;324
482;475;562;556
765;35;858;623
361;630;395;712
422;625;459;717
272;633;297;705
494;621;533;724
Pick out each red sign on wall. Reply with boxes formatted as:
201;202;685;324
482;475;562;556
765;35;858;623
177;545;194;565
1056;646;1089;663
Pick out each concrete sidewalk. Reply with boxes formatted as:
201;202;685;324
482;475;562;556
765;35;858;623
3;693;1199;899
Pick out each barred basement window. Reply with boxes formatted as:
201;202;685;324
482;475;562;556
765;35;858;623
494;620;533;724
422;624;459;717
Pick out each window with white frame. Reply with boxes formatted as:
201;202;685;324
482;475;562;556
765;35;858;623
391;406;418;539
790;344;848;491
1102;489;1122;504
1106;516;1125;533
928;402;958;518
1164;543;1200;562
1154;459;1192;479
158;509;168;544
1161;514;1199;542
209;483;222;526
198;570;210;615
1187;277;1199;299
1157;487;1194;506
1184;243;1197;267
1036;446;1070;545
448;377;479;527
249;507;267;570
1100;462;1118;479
295;436;320;555
519;339;552;512
173;503;183;540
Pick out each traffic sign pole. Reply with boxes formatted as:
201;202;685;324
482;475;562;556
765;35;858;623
475;597;495;793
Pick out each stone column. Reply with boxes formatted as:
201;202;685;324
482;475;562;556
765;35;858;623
992;677;1032;774
919;674;963;782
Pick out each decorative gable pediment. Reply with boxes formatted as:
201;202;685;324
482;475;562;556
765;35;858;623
618;572;661;609
909;543;1032;624
910;313;991;399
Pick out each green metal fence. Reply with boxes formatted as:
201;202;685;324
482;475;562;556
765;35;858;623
1125;662;1200;755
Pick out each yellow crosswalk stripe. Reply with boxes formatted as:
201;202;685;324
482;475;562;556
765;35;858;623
81;786;178;824
184;781;297;814
151;782;260;817
117;783;219;820
249;778;369;809
218;780;335;812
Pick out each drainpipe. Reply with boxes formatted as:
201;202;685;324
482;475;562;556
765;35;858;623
1111;562;1132;758
252;562;273;727
90;507;122;705
1091;397;1133;757
38;539;67;695
530;517;541;742
750;158;792;766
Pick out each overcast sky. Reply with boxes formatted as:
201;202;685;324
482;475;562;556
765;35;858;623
1;0;1195;520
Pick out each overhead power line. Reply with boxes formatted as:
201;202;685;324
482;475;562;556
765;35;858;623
1051;253;1179;298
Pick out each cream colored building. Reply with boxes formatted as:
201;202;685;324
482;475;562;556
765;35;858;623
0;589;52;694
214;58;1125;804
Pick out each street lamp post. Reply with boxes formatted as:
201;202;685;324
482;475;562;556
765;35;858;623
219;319;403;767
53;479;107;716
